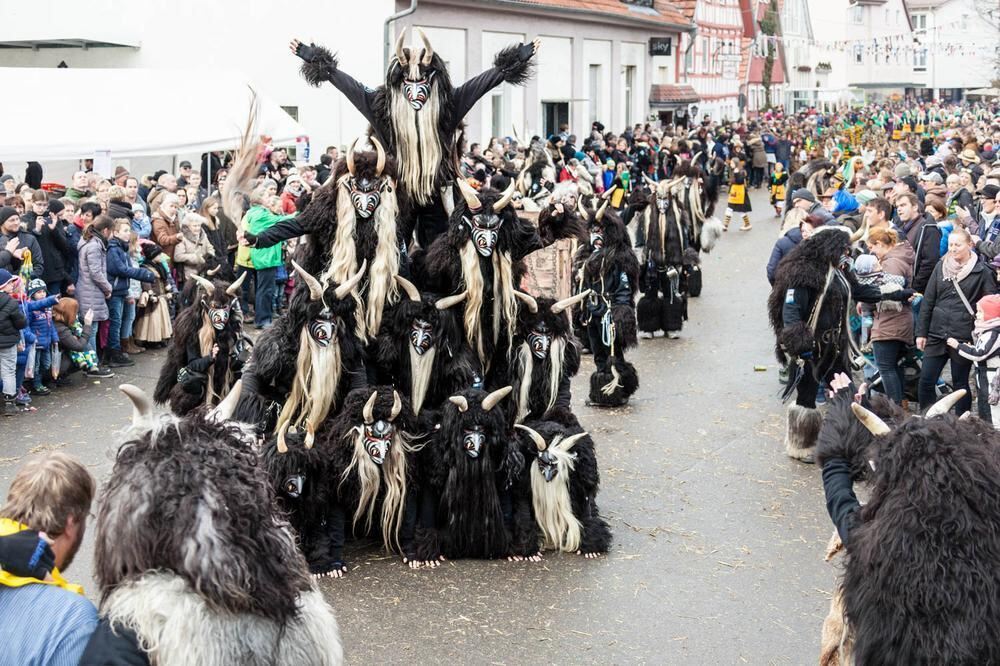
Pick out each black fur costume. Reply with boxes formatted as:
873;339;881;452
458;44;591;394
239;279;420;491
153;274;250;415
637;178;690;335
513;420;612;556
814;390;1000;664
294;29;537;245
574;204;640;407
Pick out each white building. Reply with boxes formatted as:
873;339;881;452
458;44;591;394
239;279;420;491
907;0;1000;100
842;0;921;100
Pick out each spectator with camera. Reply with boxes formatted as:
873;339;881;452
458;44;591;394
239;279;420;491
0;206;45;280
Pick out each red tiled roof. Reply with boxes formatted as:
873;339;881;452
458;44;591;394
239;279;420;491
499;0;693;27
649;83;700;103
673;0;697;19
747;50;786;83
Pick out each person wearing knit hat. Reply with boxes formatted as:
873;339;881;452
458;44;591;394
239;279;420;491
0;267;27;415
0;206;45;280
948;293;1000;425
854;190;877;206
894;163;912;180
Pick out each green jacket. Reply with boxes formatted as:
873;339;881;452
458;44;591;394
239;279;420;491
245;206;289;270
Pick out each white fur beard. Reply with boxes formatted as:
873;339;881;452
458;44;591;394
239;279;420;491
276;328;341;451
530;445;582;552
459;243;486;363
492;251;517;362
514;344;533;424
390;86;442;206
342;427;410;553
408;343;435;416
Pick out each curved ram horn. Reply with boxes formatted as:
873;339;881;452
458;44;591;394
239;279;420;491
435;291;467;310
595;199;609;221
481;385;512;412
395;29;408;66
550;289;591;314
291;260;323;302
390;391;402;421
190;274;215;294
642;173;657;187
334;259;367;300
395;275;421;302
515;424;547;451
207;265;221;276
120;384;153;429
456;178;482;210
346;137;359;177
416;26;434;66
208;379;242;423
226;270;248;297
493;179;516;212
851;402;891;436
371;135;387;177
362;390;378;424
513;290;538;314
448;395;469;412
926;389;967;417
557;432;588;451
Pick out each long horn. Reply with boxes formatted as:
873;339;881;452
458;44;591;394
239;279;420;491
557;432;588;451
550;289;591;314
642;173;657;187
207;265;221;276
291;259;323;301
435;291;467;310
448;395;469;412
850;218;868;244
334;259;367;300
481;385;512;412
191;274;215;293
416;26;433;66
346;137;359;177
395;29;408;66
595;199;609;221
362;390;378;424
515;424;546;451
493;179;516;212
390;390;402;421
456;178;482;210
926;389;967;417
851;402;891;436
226;270;247;297
371;135;387;177
208;379;242;423
395;275;421;302
120;384;153;429
514;290;538;314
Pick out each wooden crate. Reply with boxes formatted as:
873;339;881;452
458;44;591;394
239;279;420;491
518;211;575;299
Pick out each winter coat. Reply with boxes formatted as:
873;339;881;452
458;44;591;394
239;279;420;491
27;214;73;285
131;213;152;240
173;227;216;280
0;292;27;348
76;236;112;321
899;214;941;293
916;258;998;356
151;211;181;261
0;229;45;279
28;295;59;349
806;202;835;225
766;227;802;285
107;238;154;298
750;142;768;169
245;206;287;270
871;243;915;343
65;220;83;284
55;319;92;353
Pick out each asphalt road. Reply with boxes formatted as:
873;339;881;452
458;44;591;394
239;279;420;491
1;189;835;664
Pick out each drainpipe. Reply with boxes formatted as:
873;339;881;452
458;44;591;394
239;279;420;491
384;0;419;70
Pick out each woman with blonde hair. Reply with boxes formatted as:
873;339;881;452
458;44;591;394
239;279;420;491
173;213;216;282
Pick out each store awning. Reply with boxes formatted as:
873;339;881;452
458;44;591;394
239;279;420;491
649;84;700;107
0;29;139;50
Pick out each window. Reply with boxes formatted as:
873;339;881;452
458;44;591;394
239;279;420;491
852;5;863;23
701;36;709;72
912;13;926;32
625;65;636;125
589;64;601;123
885;9;890;23
853;44;864;64
541;102;569;140
491;94;504;140
684;36;693;72
914;47;927;70
281;106;299;159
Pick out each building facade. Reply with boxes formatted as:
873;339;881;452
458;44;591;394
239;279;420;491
741;0;788;117
842;0;921;100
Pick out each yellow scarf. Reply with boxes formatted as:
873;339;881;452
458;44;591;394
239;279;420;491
0;518;84;596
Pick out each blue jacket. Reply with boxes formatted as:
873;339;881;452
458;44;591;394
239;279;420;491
107;238;153;297
29;295;59;349
767;227;803;285
16;296;55;364
131;214;152;240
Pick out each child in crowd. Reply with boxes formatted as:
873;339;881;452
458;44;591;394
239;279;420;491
26;279;59;396
769;162;788;217
0;269;27;416
51;297;113;379
852;254;882;353
948;294;1000;425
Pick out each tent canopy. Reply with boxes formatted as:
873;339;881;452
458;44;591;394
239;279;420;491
0;67;307;160
966;87;1000;97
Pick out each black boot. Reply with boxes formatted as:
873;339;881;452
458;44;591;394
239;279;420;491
108;349;135;368
3;394;16;417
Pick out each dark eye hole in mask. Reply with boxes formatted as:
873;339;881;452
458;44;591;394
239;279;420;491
284;475;304;498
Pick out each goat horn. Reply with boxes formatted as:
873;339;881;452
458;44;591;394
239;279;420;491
362;390;378;424
390;390;402;421
481;385;512;412
448;395;469;412
371;135;387;177
493;179;516;212
346;137;359;177
642;173;656;187
595;199;609;221
416;26;433;66
207;265;221;276
120;384;153;429
334;259;367;300
191;274;214;293
557;432;588;451
514;290;538;314
291;259;323;302
395;275;421;302
395;29;408;66
435;291;467;310
926;389;967;417
850;219;868;244
850;402;891;436
456;178;482;210
226;270;247;297
550;289;591;314
209;379;242;423
515;424;546;451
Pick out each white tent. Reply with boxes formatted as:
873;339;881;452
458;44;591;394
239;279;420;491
0;67;308;161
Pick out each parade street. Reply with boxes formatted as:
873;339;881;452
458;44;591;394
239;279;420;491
0;190;834;664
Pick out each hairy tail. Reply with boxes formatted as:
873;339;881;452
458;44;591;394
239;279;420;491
221;92;263;226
